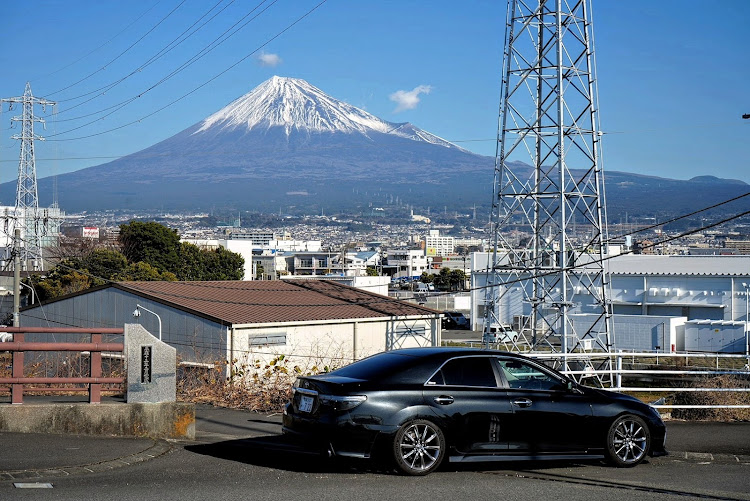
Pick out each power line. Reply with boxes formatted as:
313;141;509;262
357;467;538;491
45;0;189;97
45;0;281;137
609;191;750;241
51;0;238;114
29;2;164;85
45;0;327;142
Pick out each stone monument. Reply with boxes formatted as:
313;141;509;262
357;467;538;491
124;323;176;403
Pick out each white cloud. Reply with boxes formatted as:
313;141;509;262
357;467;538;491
389;85;433;113
257;52;282;67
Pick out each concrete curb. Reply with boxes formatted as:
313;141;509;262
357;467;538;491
0;440;173;480
669;450;750;464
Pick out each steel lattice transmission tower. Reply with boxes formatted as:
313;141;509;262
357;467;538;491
1;82;56;271
483;0;611;376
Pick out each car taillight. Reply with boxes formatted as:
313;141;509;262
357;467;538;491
318;394;366;412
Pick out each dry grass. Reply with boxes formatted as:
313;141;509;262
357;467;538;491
671;375;750;421
176;358;292;412
176;353;346;413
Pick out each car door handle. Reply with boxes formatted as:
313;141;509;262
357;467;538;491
434;396;454;405
512;398;533;408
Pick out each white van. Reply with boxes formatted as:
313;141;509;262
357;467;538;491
484;323;520;344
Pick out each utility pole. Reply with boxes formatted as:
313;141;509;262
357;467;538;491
1;82;56;271
13;229;20;327
483;0;611;381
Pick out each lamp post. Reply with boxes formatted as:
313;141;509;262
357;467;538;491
133;304;162;341
18;282;35;305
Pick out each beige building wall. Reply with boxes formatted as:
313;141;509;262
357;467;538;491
229;317;440;377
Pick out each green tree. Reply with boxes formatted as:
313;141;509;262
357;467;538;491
430;268;467;291
123;261;177;282
202;247;244;280
24;259;93;302
419;272;434;283
27;222;243;301
366;266;379;277
119;221;181;274
432;268;450;290
176;242;206;281
449;269;467;291
80;248;129;282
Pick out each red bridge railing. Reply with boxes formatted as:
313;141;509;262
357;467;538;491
0;327;125;404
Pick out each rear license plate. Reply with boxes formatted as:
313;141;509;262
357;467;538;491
299;395;314;413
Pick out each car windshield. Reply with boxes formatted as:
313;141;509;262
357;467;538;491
329;352;437;383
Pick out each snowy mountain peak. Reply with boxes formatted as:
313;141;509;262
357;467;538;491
195;76;461;149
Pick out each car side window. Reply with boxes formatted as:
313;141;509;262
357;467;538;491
496;359;565;391
428;357;498;387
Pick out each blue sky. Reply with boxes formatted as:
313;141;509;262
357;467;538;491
1;0;748;188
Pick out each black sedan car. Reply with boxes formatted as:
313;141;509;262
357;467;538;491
283;348;667;475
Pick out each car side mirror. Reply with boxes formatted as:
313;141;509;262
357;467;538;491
567;380;583;394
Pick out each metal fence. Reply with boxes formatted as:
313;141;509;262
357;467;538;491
0;327;125;404
531;351;750;410
441;339;750;410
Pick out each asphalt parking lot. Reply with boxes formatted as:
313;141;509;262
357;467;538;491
1;404;749;501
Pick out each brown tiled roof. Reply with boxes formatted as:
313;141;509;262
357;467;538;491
116;280;439;326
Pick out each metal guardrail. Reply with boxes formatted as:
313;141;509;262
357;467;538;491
441;341;750;409
0;327;125;404
532;351;750;410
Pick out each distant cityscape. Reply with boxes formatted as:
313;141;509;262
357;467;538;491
58;207;750;275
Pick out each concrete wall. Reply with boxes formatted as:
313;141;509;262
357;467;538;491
0;402;195;439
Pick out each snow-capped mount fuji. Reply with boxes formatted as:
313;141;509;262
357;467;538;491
8;76;744;215
195;76;462;149
19;76;494;211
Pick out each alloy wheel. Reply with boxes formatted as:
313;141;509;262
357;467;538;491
394;420;444;475
607;415;650;467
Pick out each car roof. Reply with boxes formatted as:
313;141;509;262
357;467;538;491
321;348;541;385
388;347;520;360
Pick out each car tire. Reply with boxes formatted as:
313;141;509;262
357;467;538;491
393;419;445;476
605;414;650;467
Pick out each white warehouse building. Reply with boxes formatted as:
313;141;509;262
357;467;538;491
470;253;750;353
